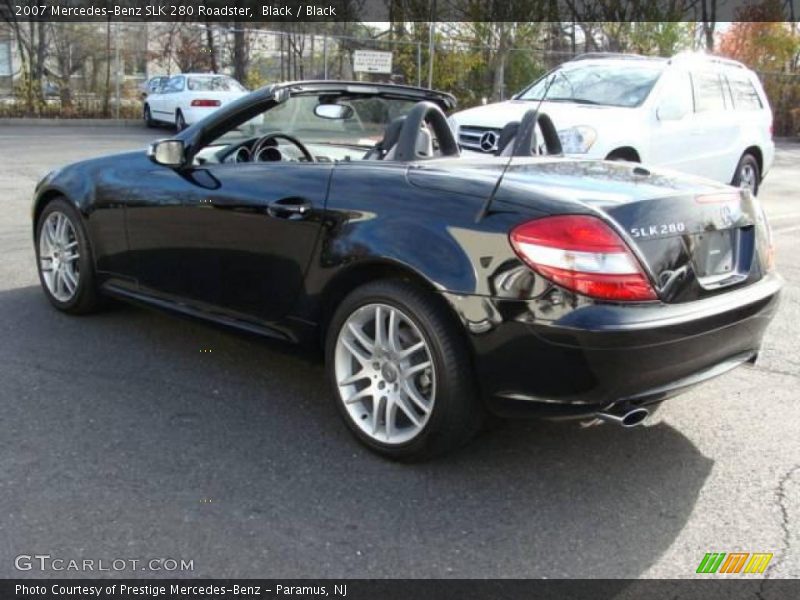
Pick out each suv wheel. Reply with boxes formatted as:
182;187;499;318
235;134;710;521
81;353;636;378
733;153;760;196
326;280;483;461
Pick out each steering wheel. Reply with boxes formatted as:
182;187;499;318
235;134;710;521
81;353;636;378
252;132;315;163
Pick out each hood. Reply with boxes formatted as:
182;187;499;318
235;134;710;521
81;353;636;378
451;99;637;132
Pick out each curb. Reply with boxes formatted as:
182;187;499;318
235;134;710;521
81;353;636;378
0;118;144;127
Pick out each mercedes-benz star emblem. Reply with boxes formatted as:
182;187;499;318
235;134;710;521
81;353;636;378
479;131;498;152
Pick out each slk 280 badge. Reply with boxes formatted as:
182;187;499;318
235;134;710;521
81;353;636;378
630;222;687;238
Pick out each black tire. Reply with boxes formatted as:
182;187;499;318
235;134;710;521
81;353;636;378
325;279;484;461
143;104;155;128
732;152;760;196
175;110;186;131
35;198;104;315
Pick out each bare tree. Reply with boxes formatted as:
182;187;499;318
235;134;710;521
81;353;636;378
205;22;219;73
232;21;247;82
46;23;93;111
103;19;111;116
1;2;47;113
701;0;717;51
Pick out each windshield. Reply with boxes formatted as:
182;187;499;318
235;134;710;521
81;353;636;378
217;94;426;148
187;76;246;92
519;62;664;108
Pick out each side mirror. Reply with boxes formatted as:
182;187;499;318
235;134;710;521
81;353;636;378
148;139;185;167
657;98;689;121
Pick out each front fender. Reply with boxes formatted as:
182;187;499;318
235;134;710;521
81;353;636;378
32;168;95;234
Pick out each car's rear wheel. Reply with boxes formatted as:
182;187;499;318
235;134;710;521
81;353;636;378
326;280;483;461
35;198;103;315
143;104;155;128
733;152;760;196
175;110;186;131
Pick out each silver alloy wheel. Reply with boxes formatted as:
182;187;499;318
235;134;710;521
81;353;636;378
739;162;757;194
334;303;436;445
39;211;80;302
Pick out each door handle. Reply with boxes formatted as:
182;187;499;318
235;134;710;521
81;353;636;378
209;197;248;209
268;197;312;220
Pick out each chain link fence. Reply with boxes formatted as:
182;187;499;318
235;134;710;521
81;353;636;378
1;22;798;135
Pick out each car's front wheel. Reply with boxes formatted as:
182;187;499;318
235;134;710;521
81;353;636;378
326;280;483;461
35;198;103;315
143;104;155;128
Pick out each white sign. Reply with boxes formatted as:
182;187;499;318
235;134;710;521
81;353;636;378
353;50;393;74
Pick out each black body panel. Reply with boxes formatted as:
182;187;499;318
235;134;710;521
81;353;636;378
31;81;782;420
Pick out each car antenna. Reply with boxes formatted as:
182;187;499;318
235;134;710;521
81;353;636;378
475;72;556;223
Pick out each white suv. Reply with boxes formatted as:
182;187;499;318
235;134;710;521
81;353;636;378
450;53;774;194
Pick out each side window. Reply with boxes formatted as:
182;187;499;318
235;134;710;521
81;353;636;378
727;73;764;110
691;70;726;112
165;76;184;93
672;69;695;115
149;77;165;93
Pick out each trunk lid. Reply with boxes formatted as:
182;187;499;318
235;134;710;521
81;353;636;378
410;158;771;303
496;160;771;303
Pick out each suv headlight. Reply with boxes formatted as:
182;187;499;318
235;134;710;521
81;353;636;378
557;126;597;154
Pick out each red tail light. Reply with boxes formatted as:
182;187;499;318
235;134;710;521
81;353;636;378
509;215;657;301
191;99;221;107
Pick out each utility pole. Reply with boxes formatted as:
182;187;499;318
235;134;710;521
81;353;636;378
114;22;121;120
323;35;328;80
417;41;422;87
427;24;435;87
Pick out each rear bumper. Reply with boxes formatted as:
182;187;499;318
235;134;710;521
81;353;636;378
443;273;783;419
181;106;221;125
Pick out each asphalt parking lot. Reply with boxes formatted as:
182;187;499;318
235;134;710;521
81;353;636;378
0;125;798;579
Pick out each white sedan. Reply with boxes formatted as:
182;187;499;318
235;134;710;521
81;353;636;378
143;73;248;130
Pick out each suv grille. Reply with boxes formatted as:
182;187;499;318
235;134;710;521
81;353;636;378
459;126;502;153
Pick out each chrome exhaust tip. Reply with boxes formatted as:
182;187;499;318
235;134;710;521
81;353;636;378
595;407;649;428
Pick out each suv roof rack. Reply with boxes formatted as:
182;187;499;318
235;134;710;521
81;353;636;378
570;52;663;62
669;52;747;69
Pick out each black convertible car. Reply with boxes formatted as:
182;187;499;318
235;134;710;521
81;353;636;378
32;81;782;460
